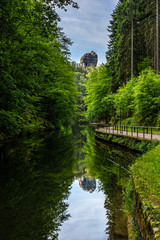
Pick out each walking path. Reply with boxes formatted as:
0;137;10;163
96;126;160;141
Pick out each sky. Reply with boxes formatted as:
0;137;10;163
57;0;118;65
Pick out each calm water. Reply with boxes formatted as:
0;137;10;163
0;126;138;240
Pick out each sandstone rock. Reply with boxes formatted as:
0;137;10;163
79;176;96;193
80;51;98;68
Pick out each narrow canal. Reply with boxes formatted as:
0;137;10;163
0;126;138;240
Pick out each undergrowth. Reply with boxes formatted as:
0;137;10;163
96;132;159;153
132;145;160;205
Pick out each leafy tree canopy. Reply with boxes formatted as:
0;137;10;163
0;0;78;136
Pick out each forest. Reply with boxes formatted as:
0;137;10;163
83;0;160;126
0;0;78;136
1;0;160;138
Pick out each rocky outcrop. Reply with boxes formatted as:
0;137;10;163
80;51;98;68
79;176;96;193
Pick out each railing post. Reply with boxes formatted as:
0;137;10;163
102;125;158;140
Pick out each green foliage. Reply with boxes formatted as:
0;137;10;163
113;68;160;126
138;58;153;72
84;65;114;122
97;132;159;153
132;145;160;196
0;0;78;136
0;110;23;135
123;178;134;212
132;145;160;221
114;78;136;124
72;64;88;123
83;1;160;127
134;69;160;125
106;0;159;90
0;129;76;239
84;64;160;126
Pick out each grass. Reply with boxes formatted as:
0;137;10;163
122;145;160;238
131;145;160;225
132;145;160;199
96;127;160;234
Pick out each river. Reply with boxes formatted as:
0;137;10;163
0;126;138;240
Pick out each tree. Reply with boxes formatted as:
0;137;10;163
106;0;137;89
0;0;78;135
114;78;136;125
133;68;160;125
84;65;114;122
156;0;159;74
106;0;160;89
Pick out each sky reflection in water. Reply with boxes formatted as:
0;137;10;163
59;179;108;240
0;128;136;240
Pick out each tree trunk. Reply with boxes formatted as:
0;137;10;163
131;19;134;78
156;0;159;74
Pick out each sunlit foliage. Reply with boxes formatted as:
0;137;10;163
0;0;78;135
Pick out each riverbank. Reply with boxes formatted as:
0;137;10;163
0;125;131;239
95;130;159;153
95;130;160;239
131;145;160;239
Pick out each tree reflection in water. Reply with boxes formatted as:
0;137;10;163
0;130;76;240
0;126;138;240
82;128;138;239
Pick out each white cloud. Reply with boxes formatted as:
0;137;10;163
57;0;118;64
58;180;108;240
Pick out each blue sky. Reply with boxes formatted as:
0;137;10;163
57;0;118;65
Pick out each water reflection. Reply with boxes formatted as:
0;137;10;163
79;176;96;193
81;129;138;239
0;126;138;240
0;130;75;240
58;180;107;240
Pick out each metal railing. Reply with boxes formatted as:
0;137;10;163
96;124;160;140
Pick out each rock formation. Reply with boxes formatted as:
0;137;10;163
79;176;96;193
80;51;98;68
